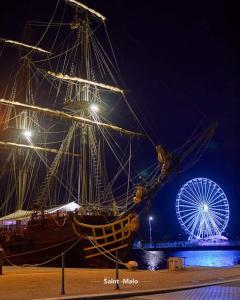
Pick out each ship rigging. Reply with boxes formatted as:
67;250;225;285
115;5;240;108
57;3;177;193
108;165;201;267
0;0;216;268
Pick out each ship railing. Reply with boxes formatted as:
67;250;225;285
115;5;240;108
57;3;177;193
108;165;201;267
135;240;240;249
72;213;135;259
43;208;117;218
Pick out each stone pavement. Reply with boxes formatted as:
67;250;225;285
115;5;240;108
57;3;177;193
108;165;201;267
1;266;240;300
115;281;240;300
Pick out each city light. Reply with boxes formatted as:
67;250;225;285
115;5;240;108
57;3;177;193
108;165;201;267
149;216;153;246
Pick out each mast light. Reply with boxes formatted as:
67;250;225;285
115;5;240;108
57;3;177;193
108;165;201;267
23;130;32;138
90;104;99;113
0;99;144;138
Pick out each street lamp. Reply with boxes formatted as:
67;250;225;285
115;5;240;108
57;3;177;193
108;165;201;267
149;216;153;247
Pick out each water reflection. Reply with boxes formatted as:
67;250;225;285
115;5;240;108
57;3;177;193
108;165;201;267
144;251;166;270
128;250;167;270
128;249;240;270
174;250;240;267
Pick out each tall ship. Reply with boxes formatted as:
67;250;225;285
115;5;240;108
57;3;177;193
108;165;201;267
0;0;216;268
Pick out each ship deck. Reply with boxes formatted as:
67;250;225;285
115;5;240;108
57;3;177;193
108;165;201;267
1;265;240;299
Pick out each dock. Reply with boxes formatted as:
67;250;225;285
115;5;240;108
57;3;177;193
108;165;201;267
135;240;240;251
1;266;240;299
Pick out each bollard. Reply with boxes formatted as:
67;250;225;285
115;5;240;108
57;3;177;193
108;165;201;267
0;247;3;275
61;252;65;295
115;250;120;290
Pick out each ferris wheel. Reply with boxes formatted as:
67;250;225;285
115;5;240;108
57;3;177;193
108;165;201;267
176;178;229;240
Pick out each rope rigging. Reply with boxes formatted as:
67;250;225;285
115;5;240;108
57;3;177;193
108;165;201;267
0;0;219;271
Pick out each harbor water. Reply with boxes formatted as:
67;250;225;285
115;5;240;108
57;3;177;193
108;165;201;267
128;249;240;270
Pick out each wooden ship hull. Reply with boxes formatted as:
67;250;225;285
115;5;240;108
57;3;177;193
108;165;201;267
0;212;138;268
0;122;217;268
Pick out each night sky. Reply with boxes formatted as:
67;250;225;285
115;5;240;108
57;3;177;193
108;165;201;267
0;1;239;241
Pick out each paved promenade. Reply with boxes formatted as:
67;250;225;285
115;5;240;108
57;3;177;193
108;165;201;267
1;266;240;300
116;281;240;300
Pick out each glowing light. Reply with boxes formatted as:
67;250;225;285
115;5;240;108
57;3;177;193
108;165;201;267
23;130;32;138
203;204;208;212
90;104;99;113
176;178;229;240
0;99;144;137
148;216;153;246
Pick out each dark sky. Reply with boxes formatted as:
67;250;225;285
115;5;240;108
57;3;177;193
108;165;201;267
0;1;239;240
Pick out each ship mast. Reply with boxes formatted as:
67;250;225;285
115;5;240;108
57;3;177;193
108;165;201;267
0;37;51;212
1;51;36;210
14;57;32;210
0;1;218;218
63;8;113;208
0;1;142;213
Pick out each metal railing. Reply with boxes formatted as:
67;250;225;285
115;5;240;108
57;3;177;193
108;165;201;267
133;240;240;249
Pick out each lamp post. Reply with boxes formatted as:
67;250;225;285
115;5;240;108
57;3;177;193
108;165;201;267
149;216;153;247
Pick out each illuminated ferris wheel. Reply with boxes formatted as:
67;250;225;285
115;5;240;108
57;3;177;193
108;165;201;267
176;178;229;240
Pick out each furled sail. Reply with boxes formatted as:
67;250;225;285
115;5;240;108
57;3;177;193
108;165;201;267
0;99;143;137
47;71;124;94
0;39;51;55
64;0;106;22
0;141;81;157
